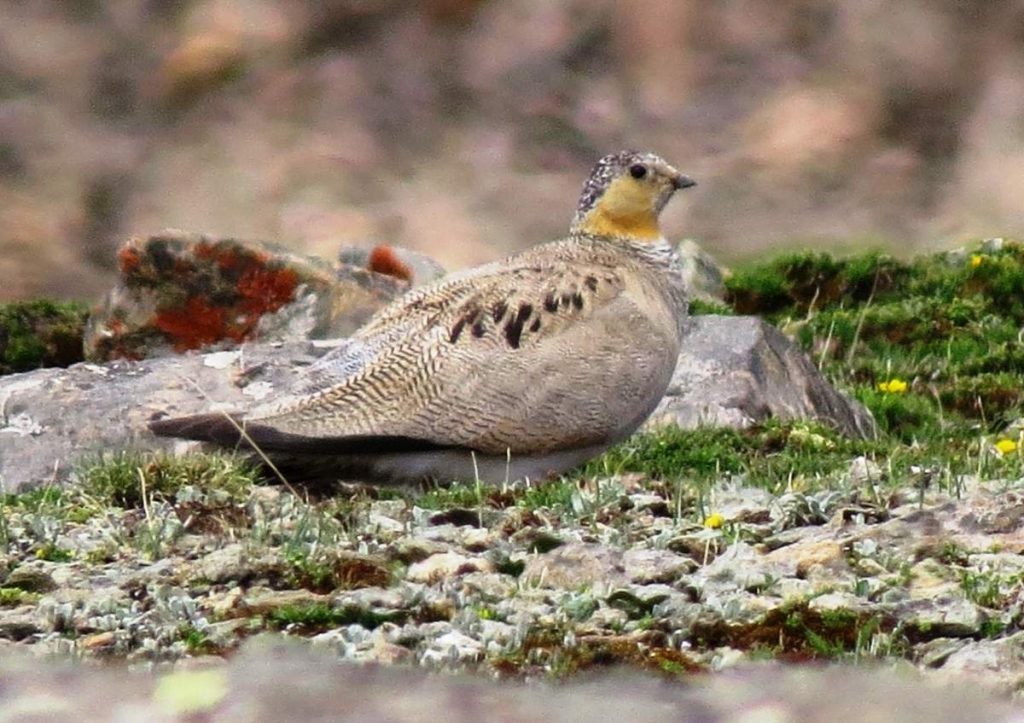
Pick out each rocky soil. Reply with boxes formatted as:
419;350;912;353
2;455;1024;719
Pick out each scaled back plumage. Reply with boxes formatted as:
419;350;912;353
149;151;696;486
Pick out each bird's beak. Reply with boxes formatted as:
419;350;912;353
672;173;697;190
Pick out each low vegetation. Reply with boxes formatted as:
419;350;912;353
2;239;1024;675
0;300;88;374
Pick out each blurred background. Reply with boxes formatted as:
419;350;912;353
3;0;1024;300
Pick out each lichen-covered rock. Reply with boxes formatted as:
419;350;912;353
338;243;447;286
84;231;410;361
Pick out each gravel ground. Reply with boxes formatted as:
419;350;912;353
3;464;1024;700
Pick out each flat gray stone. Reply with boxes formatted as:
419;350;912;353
0;341;329;492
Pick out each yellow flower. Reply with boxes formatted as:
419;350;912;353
995;438;1018;455
970;254;984;268
877;378;908;394
704;512;725;529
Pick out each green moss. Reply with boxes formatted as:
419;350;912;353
584;426;747;480
35;543;73;562
417;483;487;510
0;487;67;513
584;421;875;493
0;300;89;375
281;550;393;594
717;241;1024;442
688;299;734;316
516;479;579;511
0;587;40;607
725;251;911;316
265;603;401;631
77;451;261;508
178;625;214;653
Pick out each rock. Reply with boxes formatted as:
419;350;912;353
674;239;727;304
406;552;493;583
0;607;41;641
420;630;484;666
521;543;628;591
338;244;447;286
0;340;325;491
903;597;987;638
930;631;1024;695
621;549;694;584
648;316;875;439
765;540;849;578
191;543;281;585
0;316;873;491
84;230;410;362
241;589;331;617
4;563;58;593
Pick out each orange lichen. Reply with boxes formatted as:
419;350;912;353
148;244;302;352
154;296;228;351
118;245;142;274
194;241;218;260
216;248;240;270
368;245;414;282
236;266;299;315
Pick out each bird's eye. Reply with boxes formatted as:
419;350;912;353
629;163;647;179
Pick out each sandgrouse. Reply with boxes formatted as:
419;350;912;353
149;151;696;485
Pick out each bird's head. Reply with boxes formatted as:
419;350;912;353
570;150;695;241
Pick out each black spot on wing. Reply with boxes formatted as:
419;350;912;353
491;300;508;323
504;303;533;349
529;317;541;333
543;293;559;313
572;292;584;310
584;275;598;291
449;317;467;344
450;305;484;344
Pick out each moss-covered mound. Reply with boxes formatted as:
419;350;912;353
0;300;88;375
702;240;1024;443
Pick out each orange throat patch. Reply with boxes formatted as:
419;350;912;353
576;176;664;240
578;206;662;240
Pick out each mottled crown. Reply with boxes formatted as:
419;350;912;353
572;150;664;226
